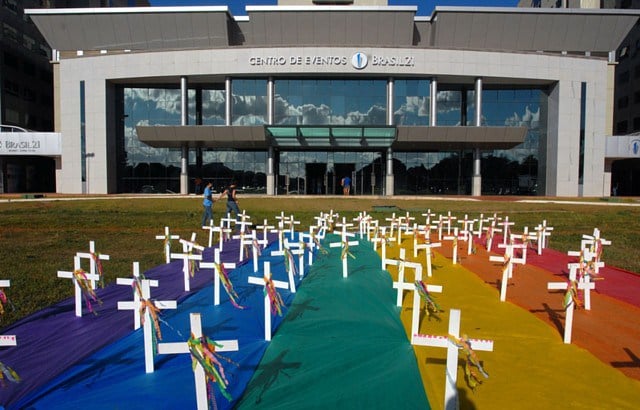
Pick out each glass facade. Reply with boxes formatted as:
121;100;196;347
274;79;387;125
393;79;430;126
116;80;546;196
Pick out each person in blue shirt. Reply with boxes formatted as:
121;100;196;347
201;181;214;227
341;175;351;196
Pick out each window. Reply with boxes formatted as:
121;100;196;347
618;96;629;110
3;23;18;43
616;120;628;134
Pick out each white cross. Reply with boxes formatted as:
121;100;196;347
329;234;360;278
385;212;400;238
457;214;474;241
256;219;275;249
581;228;611;274
499;216;515;246
235;212;253;234
384;248;423;307
442;211;457;236
422;209;436;227
220;215;237;234
117;265;177;373
270;222;287;252
247;261;289;341
0;280;16;347
443;227;462;265
411;278;444;338
210;220;233;252
57;255;101;317
232;230;253;262
270;242;304;293
155;226;180;264
483;221;501;252
116;262;159;329
157;313;239;409
299;231;319;265
75;240;110;289
417;237;442;278
170;238;204;292
371;227;390;269
200;248;238;306
547;266;595;344
284;238;307;277
474;213;487;239
202;219;217;248
489;244;516;302
412;309;494;410
353;211;371;238
366;218;379;241
533;222;553;255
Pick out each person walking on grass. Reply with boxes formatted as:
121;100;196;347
219;181;241;224
201;181;214;227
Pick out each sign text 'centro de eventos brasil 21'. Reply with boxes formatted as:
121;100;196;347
249;52;415;69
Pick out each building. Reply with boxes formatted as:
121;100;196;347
0;0;149;194
519;0;640;194
25;2;640;196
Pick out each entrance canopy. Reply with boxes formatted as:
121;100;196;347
137;124;526;151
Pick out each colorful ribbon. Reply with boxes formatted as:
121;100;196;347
563;280;583;310
216;263;244;309
0;362;20;387
415;280;443;321
188;335;234;404
265;276;285;316
73;269;101;314
448;334;489;390
90;252;105;288
340;241;355;261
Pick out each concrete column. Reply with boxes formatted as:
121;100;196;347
267;147;275;196
385;147;394;196
267;77;274;125
430;78;438;126
387;77;394;125
225;77;232;126
180;76;189;194
472;77;483;196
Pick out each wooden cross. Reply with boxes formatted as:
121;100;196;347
532;222;552;255
443;227;463;265
547;266;595;343
57;255;101;317
235;211;253;235
170;238;204;292
270;221;287;252
417;237;442;278
211;220;233;252
157;313;239;409
483;220;502;252
499;216;515;245
457;214;474;242
581;228;611;274
117;265;177;373
220;215;237;235
256;219;275;249
247;261;289;341
329;232;360;278
385;212;400;238
116;261;159;329
412;309;494;410
270;242;304;292
284;238;307;277
299;231;319;266
0;279;16;347
366;218;379;241
371;227;390;269
76;240;110;289
282;214;300;239
232;230;254;262
155;226;180;264
202;219;217;248
442;211;457;236
200;248;238;306
489;243;516;302
384;248;427;307
474;213;487;239
410;277;444;338
422;209;437;227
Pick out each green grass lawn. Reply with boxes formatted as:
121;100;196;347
0;195;638;328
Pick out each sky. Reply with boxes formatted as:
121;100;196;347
147;1;521;18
